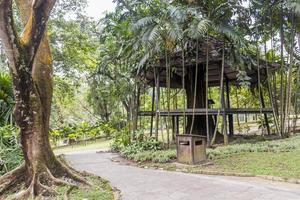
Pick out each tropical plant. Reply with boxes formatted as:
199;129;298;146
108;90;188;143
0;71;14;126
0;125;22;176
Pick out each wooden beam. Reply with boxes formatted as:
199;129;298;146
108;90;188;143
139;108;273;116
172;116;176;141
150;85;155;137
226;78;234;137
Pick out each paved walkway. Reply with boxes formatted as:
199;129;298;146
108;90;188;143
65;151;300;200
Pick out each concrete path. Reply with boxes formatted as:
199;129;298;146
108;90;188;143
65;151;300;200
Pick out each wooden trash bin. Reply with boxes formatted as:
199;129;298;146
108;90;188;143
176;134;207;164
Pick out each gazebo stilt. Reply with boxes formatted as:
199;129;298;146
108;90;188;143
226;79;234;137
150;85;155;137
155;70;160;141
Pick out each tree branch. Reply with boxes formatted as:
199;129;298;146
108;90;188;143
0;0;21;73
21;0;56;67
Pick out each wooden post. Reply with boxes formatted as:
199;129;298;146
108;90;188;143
235;88;241;129
175;89;179;136
245;102;248;123
150;85;155;137
155;70;160;141
221;75;228;145
176;116;179;135
172;116;176;142
259;87;271;135
226;79;234;137
133;86;141;132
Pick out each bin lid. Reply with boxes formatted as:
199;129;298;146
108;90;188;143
176;134;207;139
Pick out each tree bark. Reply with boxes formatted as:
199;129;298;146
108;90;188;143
185;65;215;138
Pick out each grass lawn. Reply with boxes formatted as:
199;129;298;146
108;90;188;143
56;175;115;200
5;175;115;200
205;150;300;179
133;134;300;179
53;138;112;154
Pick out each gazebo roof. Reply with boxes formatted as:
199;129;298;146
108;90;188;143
139;38;280;88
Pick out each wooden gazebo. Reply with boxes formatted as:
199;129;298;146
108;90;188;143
138;38;279;143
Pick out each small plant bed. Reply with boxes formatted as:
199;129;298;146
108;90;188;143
4;174;115;200
112;134;177;163
123;149;177;163
117;134;300;180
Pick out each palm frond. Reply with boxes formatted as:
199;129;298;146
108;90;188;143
197;19;211;35
167;5;187;23
132;16;156;31
137;51;151;74
287;0;300;15
167;23;183;42
214;24;244;45
142;24;160;43
185;18;210;39
210;2;230;18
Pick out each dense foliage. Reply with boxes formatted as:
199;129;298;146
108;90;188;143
50;121;117;146
0;72;13;126
0;126;22;175
1;0;300;177
95;0;300;142
110;129;177;163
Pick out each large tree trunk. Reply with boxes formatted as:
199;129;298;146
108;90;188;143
0;0;88;198
15;0;56;176
185;65;215;138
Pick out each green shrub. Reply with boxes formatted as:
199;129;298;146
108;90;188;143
130;150;177;163
0;125;23;175
111;128;175;163
152;150;177;163
110;126;131;151
120;137;163;157
50;121;117;145
0;71;14;126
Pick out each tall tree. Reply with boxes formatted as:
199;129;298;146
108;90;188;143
0;0;87;198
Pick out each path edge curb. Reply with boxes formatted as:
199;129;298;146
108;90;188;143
138;163;300;185
111;153;300;186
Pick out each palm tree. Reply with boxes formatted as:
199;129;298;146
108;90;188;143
111;0;299;140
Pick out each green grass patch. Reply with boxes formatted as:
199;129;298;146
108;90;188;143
6;175;115;200
57;175;114;200
206;134;300;179
208;150;300;179
54;138;111;154
207;134;300;159
205;134;300;178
